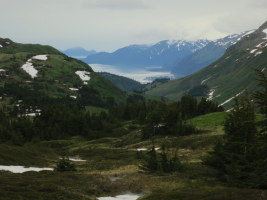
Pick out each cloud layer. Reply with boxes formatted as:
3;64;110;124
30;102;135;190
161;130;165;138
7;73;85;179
0;0;266;51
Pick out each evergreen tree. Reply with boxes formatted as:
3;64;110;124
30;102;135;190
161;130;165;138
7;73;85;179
206;93;258;187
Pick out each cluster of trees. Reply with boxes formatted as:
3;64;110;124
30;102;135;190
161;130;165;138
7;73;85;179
139;145;182;173
0;101;118;145
110;95;223;138
206;70;267;188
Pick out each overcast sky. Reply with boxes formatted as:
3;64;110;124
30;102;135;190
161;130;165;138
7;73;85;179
0;0;266;52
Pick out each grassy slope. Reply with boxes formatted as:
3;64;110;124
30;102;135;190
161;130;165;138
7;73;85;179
1;112;266;200
98;72;142;92
0;39;126;105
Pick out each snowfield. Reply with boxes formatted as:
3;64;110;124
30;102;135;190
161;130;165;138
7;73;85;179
32;55;48;61
21;55;48;78
75;71;91;84
0;165;53;173
98;192;142;200
21;62;38;78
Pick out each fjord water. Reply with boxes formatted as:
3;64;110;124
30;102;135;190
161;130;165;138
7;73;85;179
90;64;175;83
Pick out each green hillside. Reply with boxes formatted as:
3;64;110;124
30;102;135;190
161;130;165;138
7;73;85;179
0;38;126;108
145;21;267;109
98;72;142;92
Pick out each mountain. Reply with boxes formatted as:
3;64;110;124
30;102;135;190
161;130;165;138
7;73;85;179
0;38;126;109
145;21;267;109
171;30;254;77
62;47;96;59
98;72;142;92
82;40;210;67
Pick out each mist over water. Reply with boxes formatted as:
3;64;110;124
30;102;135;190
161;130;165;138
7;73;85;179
90;64;175;84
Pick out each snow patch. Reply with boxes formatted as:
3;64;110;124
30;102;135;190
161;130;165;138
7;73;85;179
250;49;257;54
261;67;265;72
219;90;245;106
75;71;91;84
70;96;77;99
0;165;53;173
21;62;38;78
98;192;142;200
262;28;267;40
201;77;211;85
0;44;2;48
137;147;160;151
208;89;215;101
0;69;6;72
32;55;48;61
68;157;86;162
69;87;79;91
254;51;263;56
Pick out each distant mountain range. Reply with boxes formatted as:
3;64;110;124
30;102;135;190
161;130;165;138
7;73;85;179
145;21;267;109
82;40;210;72
62;47;96;59
81;31;253;77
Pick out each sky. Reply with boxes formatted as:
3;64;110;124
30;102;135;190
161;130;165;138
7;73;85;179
0;0;266;52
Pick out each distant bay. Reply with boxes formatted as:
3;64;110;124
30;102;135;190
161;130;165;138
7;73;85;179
89;64;175;84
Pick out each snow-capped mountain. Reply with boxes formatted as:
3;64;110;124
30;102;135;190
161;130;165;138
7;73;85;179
171;30;255;77
145;21;267;109
82;39;210;67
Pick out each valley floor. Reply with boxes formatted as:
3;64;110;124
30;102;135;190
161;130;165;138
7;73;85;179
0;112;266;200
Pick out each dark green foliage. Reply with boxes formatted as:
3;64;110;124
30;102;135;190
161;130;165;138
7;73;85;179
206;94;258;187
206;71;267;188
98;72;142;92
54;157;76;172
139;145;182;173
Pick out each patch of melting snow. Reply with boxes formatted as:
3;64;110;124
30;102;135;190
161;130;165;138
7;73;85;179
0;44;2;48
97;192;142;200
262;67;265;72
75;71;91;84
21;62;38;78
201;77;211;85
32;55;48;61
0;165;53;173
70;96;77;99
208;89;215;101
69;87;79;91
0;69;6;72
109;177;123;182
250;49;257;54
68;157;86;162
137;147;160;151
219;90;245;106
255;51;263;56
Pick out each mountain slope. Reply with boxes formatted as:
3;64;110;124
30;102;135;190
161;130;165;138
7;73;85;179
145;21;267;108
82;40;210;67
0;38;126;108
171;31;254;77
98;72;142;92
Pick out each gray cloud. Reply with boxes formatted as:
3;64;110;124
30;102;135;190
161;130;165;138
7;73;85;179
0;0;266;52
83;0;150;10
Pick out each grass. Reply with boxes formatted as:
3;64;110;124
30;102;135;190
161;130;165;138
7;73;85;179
1;112;266;200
